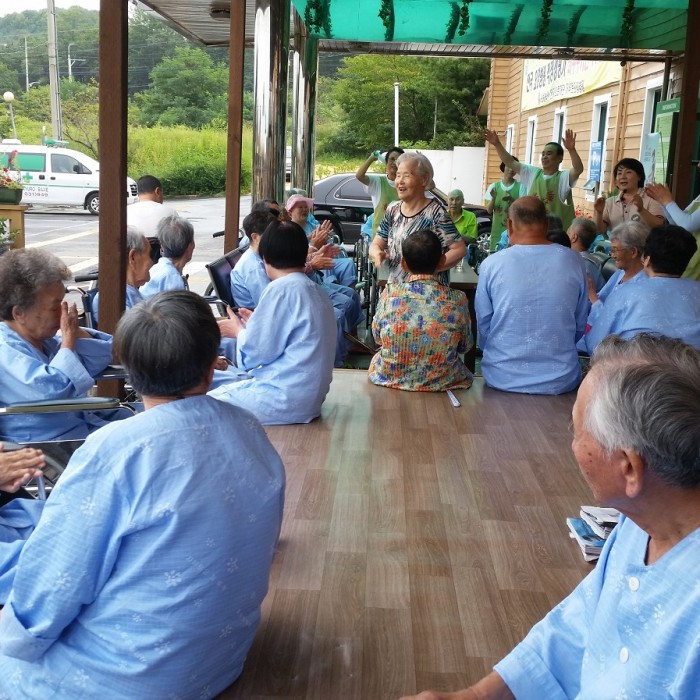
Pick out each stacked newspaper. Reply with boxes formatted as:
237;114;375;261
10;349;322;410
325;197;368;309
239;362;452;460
566;506;620;562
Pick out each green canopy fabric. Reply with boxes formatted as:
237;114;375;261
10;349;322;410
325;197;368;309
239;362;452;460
294;0;687;52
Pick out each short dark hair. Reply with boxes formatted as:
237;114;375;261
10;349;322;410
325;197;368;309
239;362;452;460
136;175;162;195
613;158;646;189
500;156;519;173
385;146;405;160
157;215;194;258
644;225;697;276
243;209;278;239
402;229;443;274
547;230;571;247
251;199;281;218
114;291;220;397
509;196;547;227
258;220;308;270
545;142;564;158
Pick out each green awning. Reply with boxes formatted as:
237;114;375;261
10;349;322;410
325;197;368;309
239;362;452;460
292;0;688;52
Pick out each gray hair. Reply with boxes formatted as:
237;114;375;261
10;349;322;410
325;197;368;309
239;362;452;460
396;152;434;185
157;215;194;259
0;248;71;320
568;217;598;249
585;334;700;488
610;220;648;251
126;226;150;254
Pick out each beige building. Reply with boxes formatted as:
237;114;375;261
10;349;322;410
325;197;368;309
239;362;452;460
484;56;687;216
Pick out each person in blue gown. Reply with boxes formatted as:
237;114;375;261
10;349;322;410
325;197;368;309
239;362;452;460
211;220;336;425
231;208;363;367
475;197;589;394
401;334;700;700
0;443;45;603
0;249;118;442
92;226;152;327
584;225;700;354
0;291;285;699
139;214;195;297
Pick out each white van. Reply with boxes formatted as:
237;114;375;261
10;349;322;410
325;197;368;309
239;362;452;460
0;142;138;215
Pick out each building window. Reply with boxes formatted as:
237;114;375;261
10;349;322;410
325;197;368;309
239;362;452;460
525;117;537;165
553;108;566;146
505;124;514;153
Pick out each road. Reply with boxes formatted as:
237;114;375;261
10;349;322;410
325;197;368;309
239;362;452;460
24;196;252;296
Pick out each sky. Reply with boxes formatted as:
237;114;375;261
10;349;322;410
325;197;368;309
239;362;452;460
0;1;101;19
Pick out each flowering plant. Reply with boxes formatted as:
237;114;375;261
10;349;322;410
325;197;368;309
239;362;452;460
0;217;19;247
1;151;23;190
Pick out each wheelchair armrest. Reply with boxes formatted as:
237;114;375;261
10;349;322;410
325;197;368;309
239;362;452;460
0;397;122;414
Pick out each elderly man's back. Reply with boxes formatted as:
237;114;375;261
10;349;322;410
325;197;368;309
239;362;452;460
476;226;588;394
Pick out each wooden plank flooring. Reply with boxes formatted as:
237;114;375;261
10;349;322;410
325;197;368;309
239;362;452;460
217;372;593;699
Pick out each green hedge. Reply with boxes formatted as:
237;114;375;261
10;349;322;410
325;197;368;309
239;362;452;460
127;125;252;196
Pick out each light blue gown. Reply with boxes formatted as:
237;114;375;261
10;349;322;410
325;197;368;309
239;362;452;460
301;218;357;287
476;244;589;394
139;257;186;297
0;324;115;442
0;395;285;699
0;498;44;604
210;272;336;424
495;517;700;699
92;284;144;327
584;276;700;354
229;248;362;367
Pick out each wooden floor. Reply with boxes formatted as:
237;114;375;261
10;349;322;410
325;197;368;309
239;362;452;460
217;371;593;700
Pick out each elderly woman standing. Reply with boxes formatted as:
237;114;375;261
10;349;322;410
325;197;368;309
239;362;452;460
369;152;465;285
0;248;115;443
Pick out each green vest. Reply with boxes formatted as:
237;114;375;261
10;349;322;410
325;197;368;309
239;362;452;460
489;181;521;251
372;177;399;237
681;197;700;281
528;170;575;230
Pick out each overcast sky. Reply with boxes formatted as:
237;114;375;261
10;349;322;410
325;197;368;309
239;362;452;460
0;1;101;18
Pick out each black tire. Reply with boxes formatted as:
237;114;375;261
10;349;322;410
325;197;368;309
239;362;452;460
86;193;99;215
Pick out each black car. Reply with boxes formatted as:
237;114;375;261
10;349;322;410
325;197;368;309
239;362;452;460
312;172;492;247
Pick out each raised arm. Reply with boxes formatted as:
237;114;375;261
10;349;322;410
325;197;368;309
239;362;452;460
646;183;700;231
355;152;378;186
593;196;607;235
562;129;584;185
484;129;521;174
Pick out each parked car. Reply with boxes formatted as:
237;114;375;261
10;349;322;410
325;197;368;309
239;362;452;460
312;172;492;246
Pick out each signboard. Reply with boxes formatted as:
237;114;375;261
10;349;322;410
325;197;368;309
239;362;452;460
589;141;603;182
521;59;621;111
640;132;661;185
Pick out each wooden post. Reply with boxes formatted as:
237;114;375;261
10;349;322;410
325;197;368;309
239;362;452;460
672;0;700;206
224;1;246;254
0;204;28;248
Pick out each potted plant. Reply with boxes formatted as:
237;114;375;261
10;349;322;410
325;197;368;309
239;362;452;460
0;150;24;205
0;216;19;254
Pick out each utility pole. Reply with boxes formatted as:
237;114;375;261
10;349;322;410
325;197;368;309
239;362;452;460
24;37;29;92
46;0;63;140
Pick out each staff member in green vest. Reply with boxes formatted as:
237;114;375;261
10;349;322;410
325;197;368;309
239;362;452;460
484;128;584;230
355;146;404;239
646;163;700;281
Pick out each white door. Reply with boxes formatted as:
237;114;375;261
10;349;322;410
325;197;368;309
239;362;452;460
49;153;94;206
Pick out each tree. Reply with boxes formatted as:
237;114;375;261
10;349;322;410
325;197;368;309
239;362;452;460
322;54;490;155
134;46;229;128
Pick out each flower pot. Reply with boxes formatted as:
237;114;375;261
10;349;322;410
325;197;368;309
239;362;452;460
0;188;23;205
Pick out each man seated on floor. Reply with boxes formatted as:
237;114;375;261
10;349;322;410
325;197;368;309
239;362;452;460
584;225;700;354
210;220;336;425
369;229;472;391
0;291;285;699
475;196;588;394
231;207;363;367
401;333;700;700
140;214;195;297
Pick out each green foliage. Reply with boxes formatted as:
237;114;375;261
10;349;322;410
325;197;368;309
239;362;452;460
324;54;489;155
127;125;253;196
134;46;229;128
0;63;21;95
